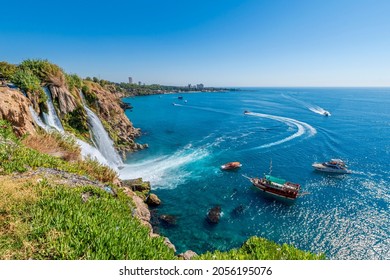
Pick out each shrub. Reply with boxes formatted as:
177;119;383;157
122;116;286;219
63;106;89;135
0;61;17;80
196;237;325;260
19;59;65;87
66;74;82;91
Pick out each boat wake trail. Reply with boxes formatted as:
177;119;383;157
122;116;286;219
282;94;331;116
119;145;210;189
246;112;316;149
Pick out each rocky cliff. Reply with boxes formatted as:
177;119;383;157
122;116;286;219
0;87;37;137
84;81;147;155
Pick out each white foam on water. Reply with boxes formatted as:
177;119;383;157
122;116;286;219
282;93;331;116
246;112;316;149
119;145;210;189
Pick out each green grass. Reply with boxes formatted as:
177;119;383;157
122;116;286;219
196;237;325;260
0;179;176;260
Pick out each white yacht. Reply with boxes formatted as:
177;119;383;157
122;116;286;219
312;159;351;174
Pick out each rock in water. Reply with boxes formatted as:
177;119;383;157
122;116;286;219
146;193;161;206
207;205;221;224
159;214;177;227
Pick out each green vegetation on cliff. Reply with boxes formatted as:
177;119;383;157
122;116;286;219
196;237;325;260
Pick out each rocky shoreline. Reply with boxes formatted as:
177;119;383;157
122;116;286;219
120;178;197;259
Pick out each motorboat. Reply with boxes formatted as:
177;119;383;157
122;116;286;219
221;161;242;170
312;159;351;174
244;110;251;114
323;111;330;116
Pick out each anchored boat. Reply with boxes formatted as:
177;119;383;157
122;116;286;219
250;175;301;200
244;161;302;200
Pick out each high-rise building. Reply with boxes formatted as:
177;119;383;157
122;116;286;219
128;77;133;84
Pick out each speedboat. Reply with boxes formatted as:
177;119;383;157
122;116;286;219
312;159;351;174
221;162;242;170
323;111;330;116
244;110;251;114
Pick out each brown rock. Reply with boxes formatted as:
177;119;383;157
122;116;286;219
122;178;151;193
146;193;161;206
131;195;151;223
48;85;78;116
0;87;36;137
178;250;198;260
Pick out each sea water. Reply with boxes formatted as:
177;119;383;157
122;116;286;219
121;88;390;260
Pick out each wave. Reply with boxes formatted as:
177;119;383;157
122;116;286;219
119;144;210;189
246;112;316;149
282;94;331;116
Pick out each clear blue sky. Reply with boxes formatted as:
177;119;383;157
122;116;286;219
1;0;389;87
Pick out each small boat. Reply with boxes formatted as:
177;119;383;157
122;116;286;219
323;111;330;116
244;110;250;114
221;161;242;170
312;159;351;174
249;174;301;200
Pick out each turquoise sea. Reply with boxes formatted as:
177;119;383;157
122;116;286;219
121;88;390;260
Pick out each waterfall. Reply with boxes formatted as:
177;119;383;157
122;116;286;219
79;91;123;167
42;86;64;132
29;106;50;131
30;87;116;169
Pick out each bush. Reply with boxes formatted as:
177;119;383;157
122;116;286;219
63;106;89;135
0;61;17;80
19;59;65;87
196;237;325;260
66;74;82;91
11;68;44;100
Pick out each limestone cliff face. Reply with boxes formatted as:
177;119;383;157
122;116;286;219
0;87;36;136
48;85;78;117
86;82;146;155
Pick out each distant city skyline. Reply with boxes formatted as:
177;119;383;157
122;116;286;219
1;0;390;87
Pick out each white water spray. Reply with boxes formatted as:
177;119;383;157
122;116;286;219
79;91;123;167
42;87;64;132
246;112;316;149
282;94;331;116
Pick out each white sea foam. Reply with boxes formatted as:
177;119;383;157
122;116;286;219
282;94;331;116
119;145;210;189
246;112;316;149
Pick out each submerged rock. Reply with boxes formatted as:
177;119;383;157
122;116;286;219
207;205;222;224
231;205;246;217
158;214;177;227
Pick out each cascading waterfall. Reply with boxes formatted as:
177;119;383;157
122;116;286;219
79;91;123;167
42;86;64;132
30;87;116;169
